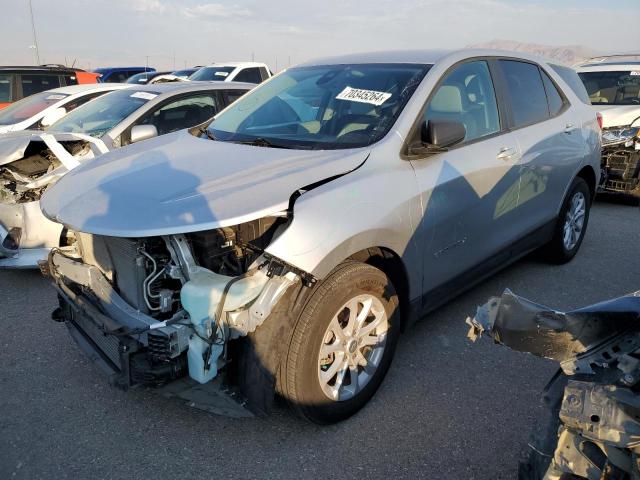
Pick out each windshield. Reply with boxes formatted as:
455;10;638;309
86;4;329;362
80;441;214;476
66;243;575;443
48;89;155;137
0;91;69;126
208;63;429;149
127;72;152;84
189;66;235;81
578;70;640;105
173;69;196;78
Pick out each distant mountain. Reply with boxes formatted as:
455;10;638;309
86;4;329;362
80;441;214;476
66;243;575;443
467;39;601;66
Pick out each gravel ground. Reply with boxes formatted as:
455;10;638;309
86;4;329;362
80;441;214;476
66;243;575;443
1;199;638;479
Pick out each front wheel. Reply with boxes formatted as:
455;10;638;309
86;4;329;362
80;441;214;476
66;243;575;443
541;177;591;264
280;261;401;424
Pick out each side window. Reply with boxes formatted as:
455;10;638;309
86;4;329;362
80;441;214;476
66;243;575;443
63;74;78;86
425;60;500;143
0;74;12;102
540;70;565;117
234;68;262;84
20;74;62;97
111;72;129;83
137;94;219;135
223;90;247;106
499;60;549;128
259;67;269;81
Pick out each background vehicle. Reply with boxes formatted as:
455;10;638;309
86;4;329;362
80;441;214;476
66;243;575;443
189;62;272;83
126;71;172;85
147;68;203;84
0;81;253;267
93;67;155;83
0;83;130;134
0;65;99;109
576;54;640;197
41;50;600;424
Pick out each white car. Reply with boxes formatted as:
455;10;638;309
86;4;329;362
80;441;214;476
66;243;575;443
0;84;130;134
576;54;640;196
189;62;272;84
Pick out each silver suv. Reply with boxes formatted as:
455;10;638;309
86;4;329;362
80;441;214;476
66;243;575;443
41;50;601;423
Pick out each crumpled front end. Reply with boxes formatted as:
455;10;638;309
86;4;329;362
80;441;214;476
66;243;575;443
0;132;106;267
467;289;640;479
599;126;640;197
44;216;308;415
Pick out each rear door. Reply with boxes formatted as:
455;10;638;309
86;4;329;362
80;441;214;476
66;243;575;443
497;59;584;232
409;59;523;295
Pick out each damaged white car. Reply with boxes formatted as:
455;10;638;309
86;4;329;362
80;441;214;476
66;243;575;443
0;81;252;267
577;55;640;198
41;50;600;423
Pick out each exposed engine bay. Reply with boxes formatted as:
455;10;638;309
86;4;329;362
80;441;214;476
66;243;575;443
467;289;640;480
599;126;640;197
46;215;307;412
0;138;94;204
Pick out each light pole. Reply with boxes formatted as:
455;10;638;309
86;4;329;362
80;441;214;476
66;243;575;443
28;0;40;65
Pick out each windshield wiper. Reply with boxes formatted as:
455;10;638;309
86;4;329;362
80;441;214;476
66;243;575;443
236;137;293;149
199;127;216;141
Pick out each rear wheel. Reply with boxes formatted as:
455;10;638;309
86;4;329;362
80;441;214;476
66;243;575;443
541;177;591;264
280;261;401;424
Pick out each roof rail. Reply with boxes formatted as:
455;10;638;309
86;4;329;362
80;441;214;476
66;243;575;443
583;53;640;63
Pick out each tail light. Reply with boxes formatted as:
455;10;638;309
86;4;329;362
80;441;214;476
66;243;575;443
596;112;603;130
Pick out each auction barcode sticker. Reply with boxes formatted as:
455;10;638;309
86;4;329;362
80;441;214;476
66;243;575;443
131;91;158;100
336;86;391;106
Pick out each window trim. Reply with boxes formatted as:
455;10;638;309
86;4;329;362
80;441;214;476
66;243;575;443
494;58;571;132
402;56;509;160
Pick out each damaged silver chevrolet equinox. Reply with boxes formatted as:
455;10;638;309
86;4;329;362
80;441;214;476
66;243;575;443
40;50;601;423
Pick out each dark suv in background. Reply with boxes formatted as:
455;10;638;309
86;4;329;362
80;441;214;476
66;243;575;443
0;65;99;109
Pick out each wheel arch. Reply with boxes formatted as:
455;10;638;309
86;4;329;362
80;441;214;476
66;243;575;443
348;246;413;331
576;164;597;201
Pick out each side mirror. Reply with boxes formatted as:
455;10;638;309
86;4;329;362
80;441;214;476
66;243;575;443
40;107;67;127
423;120;466;148
130;124;158;144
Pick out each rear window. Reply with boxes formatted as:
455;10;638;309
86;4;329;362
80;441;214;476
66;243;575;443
499;60;549;128
234;67;262;84
21;74;62;97
0;74;12;103
0;90;69;125
551;64;591;104
577;70;640;106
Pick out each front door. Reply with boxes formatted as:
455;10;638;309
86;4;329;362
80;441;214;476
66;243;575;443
408;59;523;297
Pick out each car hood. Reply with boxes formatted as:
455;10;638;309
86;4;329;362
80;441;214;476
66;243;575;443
596;105;640;129
41;129;369;237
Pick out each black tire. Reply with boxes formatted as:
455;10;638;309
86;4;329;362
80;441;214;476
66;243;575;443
541;177;591;264
279;260;401;424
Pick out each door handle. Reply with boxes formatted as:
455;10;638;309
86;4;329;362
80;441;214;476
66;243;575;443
496;146;517;160
564;123;575;134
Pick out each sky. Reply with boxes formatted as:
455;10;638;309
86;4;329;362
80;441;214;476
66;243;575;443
1;0;639;71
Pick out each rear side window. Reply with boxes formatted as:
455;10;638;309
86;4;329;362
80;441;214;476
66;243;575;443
0;74;12;102
223;90;247;106
541;70;565;116
21;74;62;97
551;64;591;105
234;68;262;84
425;60;501;143
499;60;548;128
63;74;78;86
